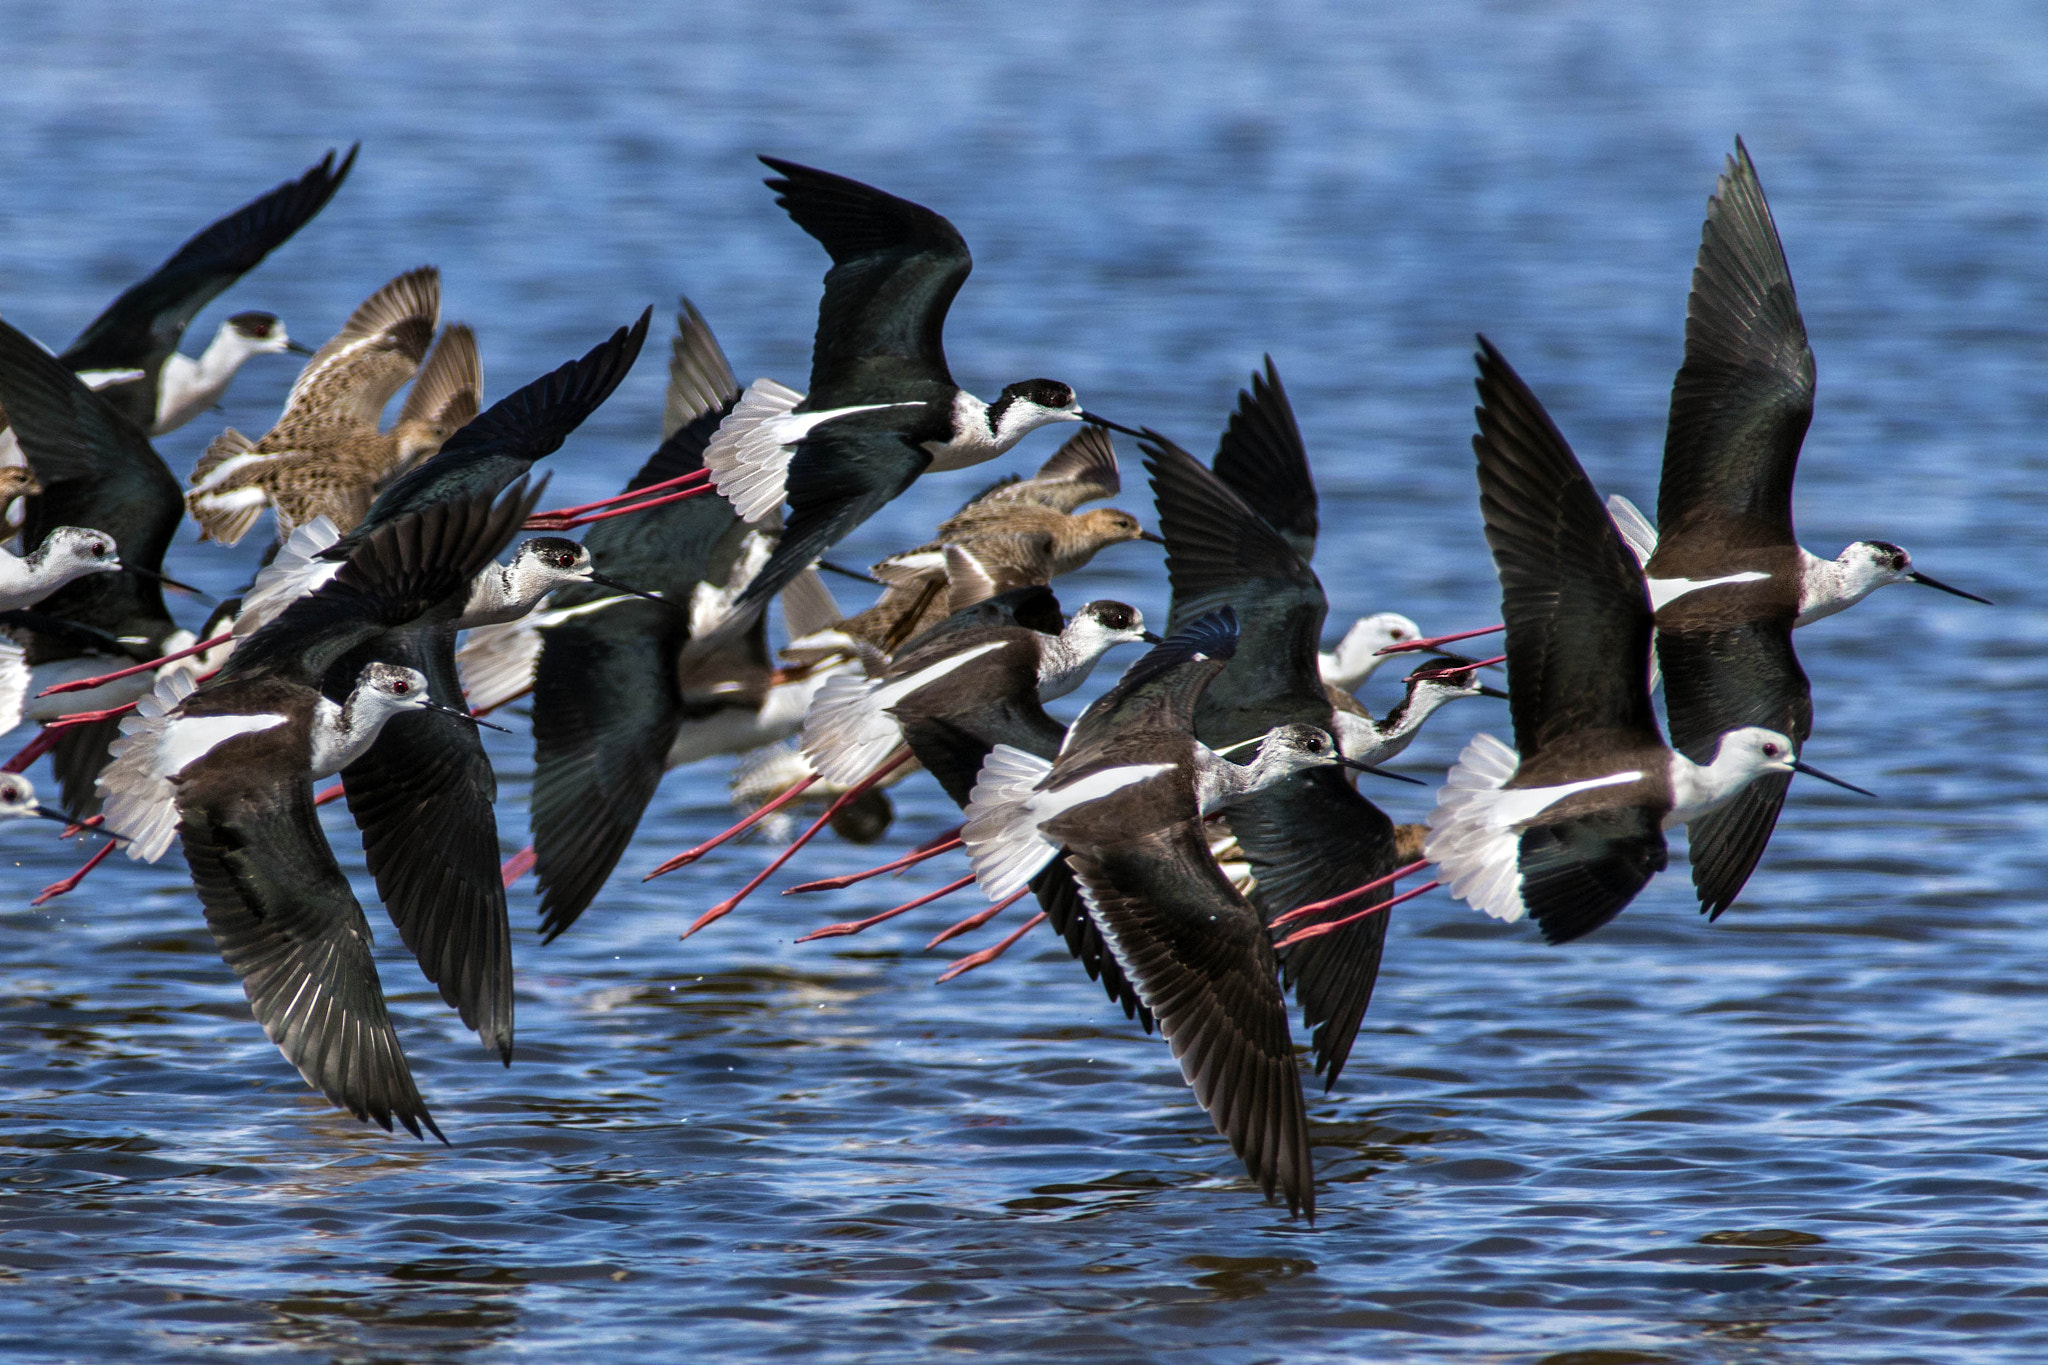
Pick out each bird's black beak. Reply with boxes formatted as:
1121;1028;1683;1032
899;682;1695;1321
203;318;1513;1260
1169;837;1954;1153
817;560;885;586
1908;571;1992;605
129;565;217;604
428;701;513;733
30;807;70;825
1339;758;1427;786
1080;412;1145;438
1477;684;1511;700
1138;531;1167;545
285;340;317;356
589;571;670;606
1791;759;1877;798
1139;631;1165;644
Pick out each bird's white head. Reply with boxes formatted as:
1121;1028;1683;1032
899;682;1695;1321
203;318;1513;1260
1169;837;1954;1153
1325;611;1424;691
985;379;1085;450
1039;600;1154;700
1819;540;1990;622
0;774;45;821
507;537;597;601
221;311;307;361
352;663;438;723
1248;722;1349;785
34;527;122;585
1708;726;1800;781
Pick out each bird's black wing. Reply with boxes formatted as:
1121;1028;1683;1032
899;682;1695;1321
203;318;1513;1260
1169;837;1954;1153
1655;140;1814;553
1145;433;1324;748
1473;338;1660;762
661;297;741;442
1210;358;1319;562
760;157;971;406
1068;822;1314;1219
60;145;357;423
180;766;439;1140
1656;618;1812;916
225;480;539;689
0;316;182;643
337;625;514;1062
1226;764;1401;1092
1516;804;1670;945
734;420;931;611
529;598;684;942
343;310;650;547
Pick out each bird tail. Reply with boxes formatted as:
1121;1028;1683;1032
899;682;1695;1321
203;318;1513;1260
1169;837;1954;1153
97;668;199;863
1422;732;1525;922
187;429;269;545
960;744;1060;902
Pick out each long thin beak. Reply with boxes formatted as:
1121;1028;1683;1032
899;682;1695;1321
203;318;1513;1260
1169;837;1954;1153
129;565;216;604
1908;571;1992;605
30;807;70;825
429;701;513;733
1139;631;1165;644
1377;624;1504;656
1477;684;1511;700
817;560;885;586
1079;412;1145;438
285;340;316;356
1791;759;1877;798
588;571;669;606
1339;758;1427;786
1138;531;1167;545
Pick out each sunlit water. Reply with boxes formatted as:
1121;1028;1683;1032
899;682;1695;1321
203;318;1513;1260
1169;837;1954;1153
3;3;2047;1361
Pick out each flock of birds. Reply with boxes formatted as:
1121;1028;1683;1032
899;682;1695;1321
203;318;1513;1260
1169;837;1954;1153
0;139;1987;1221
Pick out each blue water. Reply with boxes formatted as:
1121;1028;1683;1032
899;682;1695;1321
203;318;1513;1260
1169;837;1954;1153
3;2;2047;1360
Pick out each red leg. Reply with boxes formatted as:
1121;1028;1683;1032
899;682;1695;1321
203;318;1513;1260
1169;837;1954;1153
934;904;1043;983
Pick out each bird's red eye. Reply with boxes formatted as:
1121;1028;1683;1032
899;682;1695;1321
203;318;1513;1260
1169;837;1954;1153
1763;743;1780;757
392;680;410;694
90;543;106;556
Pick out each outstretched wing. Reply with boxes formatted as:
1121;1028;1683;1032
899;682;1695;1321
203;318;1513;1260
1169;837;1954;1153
1211;357;1318;562
180;765;439;1140
0;316;183;645
529;599;684;942
1069;822;1314;1218
1656;618;1811;916
1655;139;1815;554
61;144;357;421
346;310;650;546
338;627;513;1063
760;157;971;406
1472;337;1660;764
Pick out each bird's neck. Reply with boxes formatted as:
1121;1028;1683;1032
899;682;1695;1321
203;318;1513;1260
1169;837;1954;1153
157;328;255;430
1795;547;1879;626
1036;627;1112;701
1664;743;1766;828
920;391;1004;472
458;562;524;628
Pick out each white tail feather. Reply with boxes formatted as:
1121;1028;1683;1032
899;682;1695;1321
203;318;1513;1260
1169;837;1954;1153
237;515;344;637
799;671;898;787
1606;494;1659;568
961;744;1060;902
97;670;201;863
704;378;805;522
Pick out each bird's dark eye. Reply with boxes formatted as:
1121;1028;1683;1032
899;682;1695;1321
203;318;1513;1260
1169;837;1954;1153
90;543;106;556
1763;743;1780;758
392;680;410;695
3;787;17;801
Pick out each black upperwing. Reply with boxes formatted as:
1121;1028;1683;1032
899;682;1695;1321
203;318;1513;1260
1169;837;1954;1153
760;157;971;407
733;416;934;613
180;759;440;1141
341;309;650;550
1653;139;1815;556
1657;617;1812;917
60;145;357;426
1147;431;1401;1088
1066;821;1314;1220
1210;357;1319;563
0;315;183;647
1472;337;1661;765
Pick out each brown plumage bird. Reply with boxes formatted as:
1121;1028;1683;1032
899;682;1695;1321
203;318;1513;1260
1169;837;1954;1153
186;268;481;543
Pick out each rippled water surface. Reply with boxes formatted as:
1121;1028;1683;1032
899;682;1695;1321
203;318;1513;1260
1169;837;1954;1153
5;3;2048;1360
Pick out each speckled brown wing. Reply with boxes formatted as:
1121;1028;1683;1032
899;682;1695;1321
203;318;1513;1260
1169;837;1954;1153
269;267;441;444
